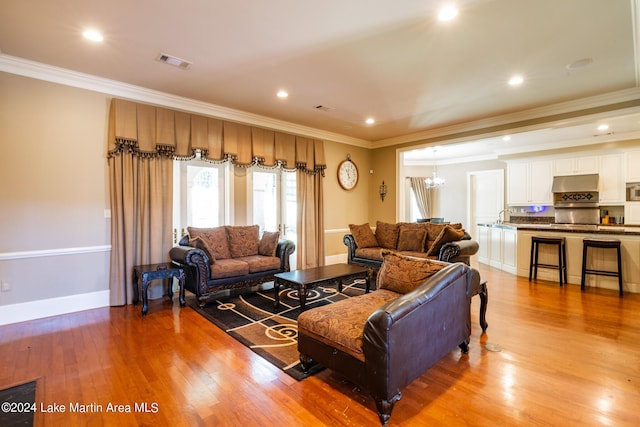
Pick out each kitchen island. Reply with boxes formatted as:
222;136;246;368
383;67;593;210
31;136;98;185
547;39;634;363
477;223;640;294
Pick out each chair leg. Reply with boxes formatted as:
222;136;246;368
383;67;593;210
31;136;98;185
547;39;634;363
533;241;540;280
562;242;568;284
529;240;535;281
557;242;563;286
581;244;588;291
478;282;488;332
617;246;623;297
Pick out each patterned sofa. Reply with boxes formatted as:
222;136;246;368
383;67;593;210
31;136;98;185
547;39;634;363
298;253;479;425
169;225;295;307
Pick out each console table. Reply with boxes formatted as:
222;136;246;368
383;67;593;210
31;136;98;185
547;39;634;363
133;262;185;316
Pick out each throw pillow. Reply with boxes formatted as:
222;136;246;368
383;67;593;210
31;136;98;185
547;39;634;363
375;221;399;249
378;252;446;294
396;228;427;252
188;236;216;263
187;226;231;259
426;225;466;256
227;225;260;258
258;231;280;257
349;223;378;248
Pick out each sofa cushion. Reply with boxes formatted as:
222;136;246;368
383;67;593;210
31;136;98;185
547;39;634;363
258;231;280;257
188;226;231;260
210;258;250;279
227;225;260;258
378;252;446;294
425;222;462;253
349;223;378;248
426;225;466;256
355;247;385;262
236;255;281;273
375;221;399;250
396;227;427;252
297;289;399;362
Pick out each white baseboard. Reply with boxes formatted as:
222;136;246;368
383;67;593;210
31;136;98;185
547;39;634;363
0;290;110;326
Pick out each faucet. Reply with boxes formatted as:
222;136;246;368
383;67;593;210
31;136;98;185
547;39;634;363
497;209;512;224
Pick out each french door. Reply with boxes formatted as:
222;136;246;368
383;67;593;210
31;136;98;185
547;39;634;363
251;169;297;268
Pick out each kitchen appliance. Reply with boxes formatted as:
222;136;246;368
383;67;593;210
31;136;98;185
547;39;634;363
552;174;600;225
627;182;640;201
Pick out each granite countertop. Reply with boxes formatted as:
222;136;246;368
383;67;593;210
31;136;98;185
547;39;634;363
477;222;640;235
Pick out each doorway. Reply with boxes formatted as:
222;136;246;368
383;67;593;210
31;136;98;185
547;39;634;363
467;169;504;239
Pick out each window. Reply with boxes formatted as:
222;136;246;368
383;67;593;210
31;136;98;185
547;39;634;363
173;159;230;242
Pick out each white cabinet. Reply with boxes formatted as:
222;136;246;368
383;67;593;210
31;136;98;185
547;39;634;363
626;150;640;182
477;224;517;274
625;202;640;225
507;160;553;205
599;154;625;204
553;155;599;176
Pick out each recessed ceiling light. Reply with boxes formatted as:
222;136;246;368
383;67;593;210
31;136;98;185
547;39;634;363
438;5;459;22
597;124;609;132
502;135;511;142
508;75;524;86
365;118;376;125
277;90;288;98
82;29;103;42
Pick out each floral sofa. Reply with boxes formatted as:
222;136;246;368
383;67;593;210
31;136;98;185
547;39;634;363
298;253;479;425
169;225;295;307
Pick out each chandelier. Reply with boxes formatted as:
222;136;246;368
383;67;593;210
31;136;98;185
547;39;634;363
425;148;445;187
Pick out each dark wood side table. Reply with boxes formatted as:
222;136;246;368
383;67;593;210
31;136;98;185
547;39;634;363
133;262;185;316
274;264;369;311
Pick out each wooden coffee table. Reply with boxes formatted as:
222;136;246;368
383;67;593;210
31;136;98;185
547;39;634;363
274;264;370;311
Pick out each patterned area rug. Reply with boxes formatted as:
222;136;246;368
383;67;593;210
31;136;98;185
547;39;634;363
0;380;36;426
189;279;368;380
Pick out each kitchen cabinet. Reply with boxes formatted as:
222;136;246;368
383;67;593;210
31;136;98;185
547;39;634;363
507;160;553;205
477;224;517;274
624;202;640;225
599;154;625;204
553;155;599;176
626;150;640;182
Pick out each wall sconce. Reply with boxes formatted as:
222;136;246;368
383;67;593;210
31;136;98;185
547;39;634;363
379;180;388;202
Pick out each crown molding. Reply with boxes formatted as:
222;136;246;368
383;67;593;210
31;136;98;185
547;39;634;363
0;53;371;148
373;87;640;148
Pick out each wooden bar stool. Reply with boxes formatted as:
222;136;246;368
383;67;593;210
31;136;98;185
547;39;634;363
581;239;623;297
529;236;567;286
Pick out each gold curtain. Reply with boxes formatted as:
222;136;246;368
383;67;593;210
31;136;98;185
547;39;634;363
107;98;327;304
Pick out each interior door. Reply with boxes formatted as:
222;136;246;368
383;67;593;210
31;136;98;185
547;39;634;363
468;169;504;239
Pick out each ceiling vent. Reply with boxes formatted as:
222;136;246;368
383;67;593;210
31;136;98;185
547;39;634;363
313;105;333;112
157;53;192;70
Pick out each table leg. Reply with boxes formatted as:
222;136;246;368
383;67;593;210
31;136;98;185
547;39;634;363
178;271;186;307
274;279;281;309
167;278;174;300
132;269;140;305
299;284;307;311
364;273;371;293
141;274;149;316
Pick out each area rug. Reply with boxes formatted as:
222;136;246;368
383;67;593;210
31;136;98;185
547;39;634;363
0;380;37;426
189;279;368;380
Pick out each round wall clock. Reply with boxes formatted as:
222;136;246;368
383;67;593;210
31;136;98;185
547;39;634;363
337;154;359;190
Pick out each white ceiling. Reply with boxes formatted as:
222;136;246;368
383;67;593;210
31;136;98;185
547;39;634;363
1;0;639;153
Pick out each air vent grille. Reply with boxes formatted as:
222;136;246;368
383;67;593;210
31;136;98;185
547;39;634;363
313;105;333;112
157;53;192;69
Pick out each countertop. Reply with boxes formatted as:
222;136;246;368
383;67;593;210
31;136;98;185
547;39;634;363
477;222;640;235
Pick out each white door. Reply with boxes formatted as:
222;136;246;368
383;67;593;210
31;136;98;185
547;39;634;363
251;169;297;267
468;169;504;239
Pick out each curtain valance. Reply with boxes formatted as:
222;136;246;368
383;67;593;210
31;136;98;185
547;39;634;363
107;98;326;175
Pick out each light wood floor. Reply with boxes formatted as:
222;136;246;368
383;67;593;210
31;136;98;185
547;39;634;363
1;264;639;426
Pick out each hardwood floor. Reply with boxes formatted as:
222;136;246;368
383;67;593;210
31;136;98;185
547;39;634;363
1;264;639;426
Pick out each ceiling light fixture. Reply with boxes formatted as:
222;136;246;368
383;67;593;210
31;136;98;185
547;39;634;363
365;117;376;125
82;29;103;42
438;5;459;22
597;124;609;132
277;90;288;98
502;135;511;142
508;75;524;86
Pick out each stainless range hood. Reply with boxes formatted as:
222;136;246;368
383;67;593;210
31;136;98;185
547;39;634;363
552;174;600;225
552;174;599;193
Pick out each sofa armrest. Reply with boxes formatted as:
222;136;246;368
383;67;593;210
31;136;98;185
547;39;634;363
169;244;210;296
343;234;357;264
362;263;472;399
439;239;479;263
276;239;296;272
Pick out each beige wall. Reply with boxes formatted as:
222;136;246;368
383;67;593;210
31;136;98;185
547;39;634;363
0;72;110;306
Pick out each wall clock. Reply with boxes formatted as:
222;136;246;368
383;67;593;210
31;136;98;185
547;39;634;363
338;154;359;190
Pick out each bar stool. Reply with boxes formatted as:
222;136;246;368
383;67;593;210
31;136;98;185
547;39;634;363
529;236;567;286
581;239;623;297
